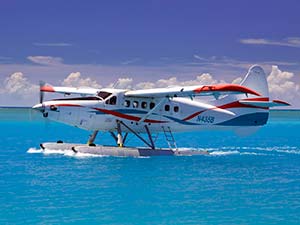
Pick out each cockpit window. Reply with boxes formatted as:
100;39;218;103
106;96;117;105
97;91;112;100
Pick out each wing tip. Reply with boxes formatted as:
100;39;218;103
40;85;55;92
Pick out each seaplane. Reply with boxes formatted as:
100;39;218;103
33;65;289;157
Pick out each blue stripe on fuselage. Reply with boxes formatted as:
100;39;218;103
163;115;199;125
216;112;269;126
89;108;147;115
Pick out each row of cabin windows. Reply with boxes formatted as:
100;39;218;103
124;100;153;109
166;105;179;113
124;100;179;113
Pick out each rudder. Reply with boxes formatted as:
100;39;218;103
240;65;269;98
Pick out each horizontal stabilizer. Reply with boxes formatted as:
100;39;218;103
239;99;290;107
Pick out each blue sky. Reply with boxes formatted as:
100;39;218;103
0;0;299;106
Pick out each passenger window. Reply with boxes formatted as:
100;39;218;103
133;101;139;108
165;104;170;111
141;101;147;109
150;102;155;109
124;100;130;107
106;96;117;105
174;106;179;113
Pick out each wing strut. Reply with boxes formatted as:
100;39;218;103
139;98;168;122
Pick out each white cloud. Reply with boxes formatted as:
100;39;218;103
62;72;102;88
193;54;206;61
0;63;299;107
240;37;300;48
121;58;140;65
116;78;133;89
0;71;103;106
267;65;300;102
0;72;38;105
135;81;156;90
112;73;221;90
232;77;243;84
27;56;64;66
108;78;133;89
2;72;38;96
33;42;72;47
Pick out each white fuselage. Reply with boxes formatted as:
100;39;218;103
36;90;269;134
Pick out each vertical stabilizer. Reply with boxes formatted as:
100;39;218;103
240;65;269;98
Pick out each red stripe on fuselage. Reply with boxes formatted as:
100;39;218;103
183;98;269;121
93;108;167;123
52;103;82;107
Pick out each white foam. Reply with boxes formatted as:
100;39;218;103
27;147;108;158
210;150;240;156
240;152;267;156
43;149;67;155
73;152;107;158
241;146;300;154
27;148;43;153
276;149;300;155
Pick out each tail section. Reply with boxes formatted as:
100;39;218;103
238;65;289;107
215;65;289;136
240;65;269;98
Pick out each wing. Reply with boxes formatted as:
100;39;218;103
40;84;99;96
125;84;261;98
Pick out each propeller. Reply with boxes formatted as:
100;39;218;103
32;81;48;117
39;81;46;104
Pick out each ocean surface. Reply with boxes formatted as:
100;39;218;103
0;108;300;224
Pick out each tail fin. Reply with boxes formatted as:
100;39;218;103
239;65;290;107
240;65;269;98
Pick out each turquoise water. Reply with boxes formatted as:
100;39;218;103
0;109;300;224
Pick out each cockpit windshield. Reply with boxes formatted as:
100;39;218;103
97;91;112;100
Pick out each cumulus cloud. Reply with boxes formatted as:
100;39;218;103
232;77;243;84
110;73;222;90
62;72;102;88
108;78;133;89
1;65;299;107
267;66;300;101
0;71;103;106
0;72;39;105
27;56;64;66
2;72;38;96
240;37;300;48
156;73;223;87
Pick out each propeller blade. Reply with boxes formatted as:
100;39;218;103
39;81;45;103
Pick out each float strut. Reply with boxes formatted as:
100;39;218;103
116;120;124;147
87;130;99;145
144;125;155;149
110;131;128;146
117;120;155;149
